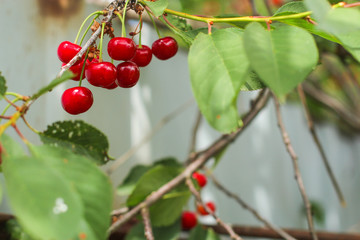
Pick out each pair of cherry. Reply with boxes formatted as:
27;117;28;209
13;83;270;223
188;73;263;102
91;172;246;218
181;172;217;230
58;36;178;115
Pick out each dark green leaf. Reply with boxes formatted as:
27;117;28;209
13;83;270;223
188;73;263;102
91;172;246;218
117;165;150;196
0;72;7;100
125;219;181;240
240;71;265;91
31;70;74;100
189;28;249;133
189;225;220;240
40;120;110;165
166;15;192;31
244;23;318;98
144;0;168;17
274;1;307;16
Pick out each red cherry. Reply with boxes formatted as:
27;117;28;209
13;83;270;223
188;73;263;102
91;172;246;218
116;61;140;88
104;81;118;90
62;59;90;81
107;37;136;61
61;87;93;115
271;0;283;6
57;41;82;64
152;37;178;60
181;211;197;230
130;45;152;67
192;172;207;188
85;62;117;87
197;201;216;216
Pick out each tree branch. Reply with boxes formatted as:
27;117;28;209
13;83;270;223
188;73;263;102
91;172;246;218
273;95;318;240
141;207;154;240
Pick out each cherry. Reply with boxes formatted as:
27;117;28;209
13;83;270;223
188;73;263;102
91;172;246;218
85;61;117;87
57;41;82;64
197;201;216;216
62;59;90;81
103;81;118;90
181;211;197;230
152;37;178;60
130;45;152;67
271;0;283;6
192;172;207;188
107;37;136;61
61;87;93;115
116;61;140;88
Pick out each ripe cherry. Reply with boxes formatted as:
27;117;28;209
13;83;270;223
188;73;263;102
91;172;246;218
104;81;118;90
130;45;152;67
61;87;93;115
197;201;216;216
107;37;136;61
152;37;178;60
181;211;197;230
85;61;117;87
62;59;89;81
192;172;207;188
116;61;140;88
271;0;283;6
57;41;82;64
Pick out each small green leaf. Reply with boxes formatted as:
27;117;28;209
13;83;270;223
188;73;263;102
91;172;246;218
125;219;181;240
144;0;168;17
274;1;307;16
244;23;318;98
0;72;8;100
117;165;150;196
40;120;110;165
31;70;74;100
189;28;249;133
189;226;221;240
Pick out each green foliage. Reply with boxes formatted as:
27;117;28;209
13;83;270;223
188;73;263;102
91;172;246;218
143;0;168;17
31;70;74;100
125;219;181;240
189;225;221;240
244;23;319;98
1;137;112;240
40;120;110;165
189;28;249;133
0;72;7;101
274;1;308;15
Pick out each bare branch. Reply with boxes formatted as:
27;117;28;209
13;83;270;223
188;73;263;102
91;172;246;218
187;110;202;164
206;168;297;240
273;95;318;240
108;89;271;234
141;207;154;240
297;85;346;207
186;178;243;240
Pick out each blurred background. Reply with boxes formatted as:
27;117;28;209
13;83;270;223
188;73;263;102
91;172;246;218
1;0;360;239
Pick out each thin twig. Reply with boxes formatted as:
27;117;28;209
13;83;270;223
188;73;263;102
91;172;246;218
249;0;259;16
107;98;194;175
187;110;202;163
273;95;318;240
111;207;129;216
185;178;243;240
108;89;270;234
141;207;154;240
206;168;297;240
297;85;346;207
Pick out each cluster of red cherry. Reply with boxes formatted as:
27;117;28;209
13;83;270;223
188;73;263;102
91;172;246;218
181;172;217;230
58;36;178;115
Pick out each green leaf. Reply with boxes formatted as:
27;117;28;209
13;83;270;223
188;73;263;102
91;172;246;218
166;15;192;31
144;0;168;17
189;225;221;240
0;134;25;159
240;71;265;91
125;219;181;240
303;0;331;22
40;120;110;165
31;70;73;100
243;23;319;98
3;144;112;240
126;165;190;226
117;165;150;196
0;72;8;100
274;1;307;15
189;28;249;133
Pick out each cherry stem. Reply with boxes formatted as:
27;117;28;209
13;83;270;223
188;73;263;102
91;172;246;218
207;21;213;35
75;11;104;44
121;0;131;37
138;15;143;48
99;22;106;62
0;97;21;124
21;115;40;135
79;47;91;87
146;9;161;38
12;123;29;145
80;16;99;46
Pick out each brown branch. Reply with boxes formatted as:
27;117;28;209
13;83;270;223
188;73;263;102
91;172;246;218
141;207;154;240
206;168;297;240
185;178;243;240
108;88;271;234
187;110;202;163
297;85;346;207
273;96;318;240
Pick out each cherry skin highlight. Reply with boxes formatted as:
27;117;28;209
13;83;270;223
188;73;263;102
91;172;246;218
107;37;136;61
57;41;82;64
197;201;216;216
61;87;93;115
85;61;117;87
116;61;140;88
152;37;178;60
181;211;197;230
192;172;207;188
130;45;152;67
